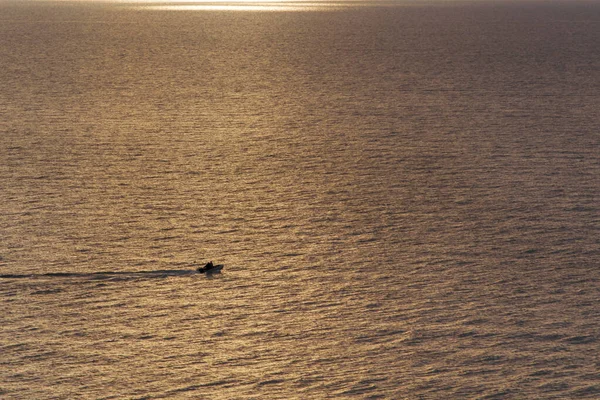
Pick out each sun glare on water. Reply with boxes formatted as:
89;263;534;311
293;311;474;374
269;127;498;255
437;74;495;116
118;0;361;11
50;0;396;12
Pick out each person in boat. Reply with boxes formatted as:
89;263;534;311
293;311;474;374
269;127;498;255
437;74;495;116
197;261;223;273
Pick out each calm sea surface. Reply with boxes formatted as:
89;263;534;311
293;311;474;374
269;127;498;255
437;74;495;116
1;0;599;398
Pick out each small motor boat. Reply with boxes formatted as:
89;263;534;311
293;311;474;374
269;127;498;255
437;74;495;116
197;261;223;274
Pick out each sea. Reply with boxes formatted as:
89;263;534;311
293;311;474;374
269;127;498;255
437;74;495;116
1;0;599;398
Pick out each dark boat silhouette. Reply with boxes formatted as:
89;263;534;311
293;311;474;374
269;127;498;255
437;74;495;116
197;261;223;274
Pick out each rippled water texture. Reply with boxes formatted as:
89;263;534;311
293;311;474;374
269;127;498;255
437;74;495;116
1;0;599;398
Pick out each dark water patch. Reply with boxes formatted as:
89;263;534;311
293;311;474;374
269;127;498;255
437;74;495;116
336;382;378;396
2;342;28;351
354;329;405;344
539;381;570;392
256;378;286;387
31;288;63;295
459;368;501;377
23;350;59;361
152;235;183;242
167;384;202;394
530;369;554;377
138;334;155;340
282;252;303;257
1;269;198;281
575;300;596;308
536;334;566;342
564;335;596;345
472;354;504;365
463;318;490;326
479;389;514;399
570;385;600;396
581;373;600;382
187;379;238;388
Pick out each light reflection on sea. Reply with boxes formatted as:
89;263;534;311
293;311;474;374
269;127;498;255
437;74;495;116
130;0;384;11
141;4;338;12
1;0;599;398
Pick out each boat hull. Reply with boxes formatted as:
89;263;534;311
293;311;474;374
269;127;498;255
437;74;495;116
197;264;223;274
